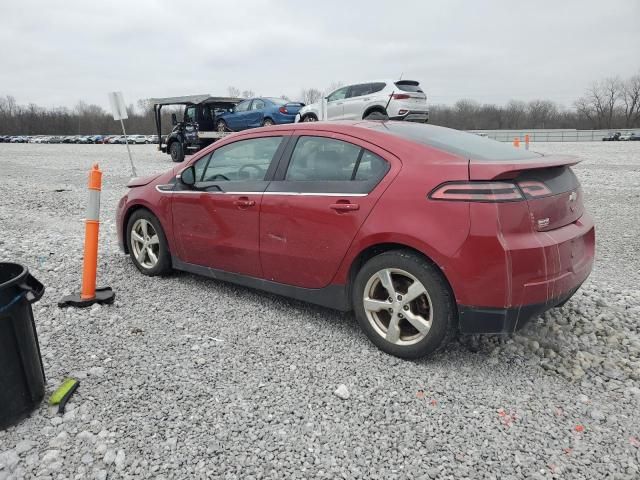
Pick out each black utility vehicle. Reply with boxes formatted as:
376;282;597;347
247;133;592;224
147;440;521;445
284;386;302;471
151;94;241;162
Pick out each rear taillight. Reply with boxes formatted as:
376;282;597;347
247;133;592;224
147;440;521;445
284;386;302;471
429;182;523;202
391;93;411;100
516;180;553;198
279;106;288;114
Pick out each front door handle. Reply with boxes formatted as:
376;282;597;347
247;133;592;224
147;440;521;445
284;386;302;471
234;197;256;208
330;202;360;212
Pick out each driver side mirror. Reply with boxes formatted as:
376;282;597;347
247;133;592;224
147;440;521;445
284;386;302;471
179;166;196;186
171;113;178;126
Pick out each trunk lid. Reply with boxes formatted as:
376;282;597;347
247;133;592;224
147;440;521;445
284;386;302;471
470;154;584;232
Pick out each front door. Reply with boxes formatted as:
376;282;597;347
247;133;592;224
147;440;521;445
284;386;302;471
172;134;287;277
227;99;252;130
325;86;349;120
260;133;393;288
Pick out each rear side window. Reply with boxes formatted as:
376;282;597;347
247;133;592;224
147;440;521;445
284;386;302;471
394;81;423;93
348;84;372;98
369;82;386;94
285;136;389;184
374;122;542;161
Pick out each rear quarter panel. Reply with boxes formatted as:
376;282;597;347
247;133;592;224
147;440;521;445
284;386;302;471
333;142;471;301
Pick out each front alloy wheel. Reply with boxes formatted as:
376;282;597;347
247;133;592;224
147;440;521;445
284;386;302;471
130;219;160;269
126;210;171;276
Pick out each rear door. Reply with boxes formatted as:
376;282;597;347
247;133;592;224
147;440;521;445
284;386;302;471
172;133;289;277
259;133;394;288
342;83;371;120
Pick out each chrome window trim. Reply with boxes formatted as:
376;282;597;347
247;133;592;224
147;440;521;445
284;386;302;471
155;185;367;197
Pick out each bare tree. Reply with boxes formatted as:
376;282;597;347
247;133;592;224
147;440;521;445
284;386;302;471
227;86;241;98
241;90;255;99
527;100;558;128
503;100;527;128
300;88;322;105
280;94;290;101
621;74;640;128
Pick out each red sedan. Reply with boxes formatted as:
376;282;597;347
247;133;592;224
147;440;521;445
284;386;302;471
116;121;594;358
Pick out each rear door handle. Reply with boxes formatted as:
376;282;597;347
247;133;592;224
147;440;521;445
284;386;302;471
330;202;360;212
234;196;256;208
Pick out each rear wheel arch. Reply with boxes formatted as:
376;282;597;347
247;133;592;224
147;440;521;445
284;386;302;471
347;243;455;306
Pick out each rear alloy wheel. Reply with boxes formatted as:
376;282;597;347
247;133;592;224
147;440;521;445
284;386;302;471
127;210;171;276
169;141;184;163
302;114;318;122
262;118;274;127
353;250;456;359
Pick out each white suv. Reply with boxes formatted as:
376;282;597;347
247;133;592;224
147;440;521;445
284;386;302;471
296;80;428;123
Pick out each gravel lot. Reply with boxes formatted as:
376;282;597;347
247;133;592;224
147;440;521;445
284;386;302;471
0;141;639;479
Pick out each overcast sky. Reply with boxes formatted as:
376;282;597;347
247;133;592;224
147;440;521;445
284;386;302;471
1;0;638;110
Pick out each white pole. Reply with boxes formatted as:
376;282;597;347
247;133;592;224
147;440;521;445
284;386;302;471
119;118;137;177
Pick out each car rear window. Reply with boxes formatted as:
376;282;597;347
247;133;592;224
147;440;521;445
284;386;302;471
394;81;423;93
371;122;542;161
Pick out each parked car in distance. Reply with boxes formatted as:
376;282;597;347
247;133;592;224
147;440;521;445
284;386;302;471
619;132;637;141
128;134;149;144
602;132;621;141
297;80;428;123
628;133;640;141
215;97;305;132
117;121;594;359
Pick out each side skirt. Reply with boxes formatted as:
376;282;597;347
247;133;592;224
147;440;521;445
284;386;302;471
172;257;351;311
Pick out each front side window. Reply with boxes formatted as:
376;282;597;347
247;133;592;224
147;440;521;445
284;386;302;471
235;100;251;112
185;106;196;122
327;87;348;103
285;136;389;186
196;137;282;182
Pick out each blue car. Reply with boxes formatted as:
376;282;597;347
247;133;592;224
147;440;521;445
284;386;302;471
215;97;304;132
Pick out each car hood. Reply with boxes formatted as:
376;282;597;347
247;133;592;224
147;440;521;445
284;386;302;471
127;172;163;188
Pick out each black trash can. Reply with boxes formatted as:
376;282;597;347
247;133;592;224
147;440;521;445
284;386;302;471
0;263;46;430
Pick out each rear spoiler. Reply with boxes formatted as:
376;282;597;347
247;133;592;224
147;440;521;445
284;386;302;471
469;154;581;180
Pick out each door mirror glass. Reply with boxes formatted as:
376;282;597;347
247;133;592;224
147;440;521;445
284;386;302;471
171;113;178;126
180;166;196;186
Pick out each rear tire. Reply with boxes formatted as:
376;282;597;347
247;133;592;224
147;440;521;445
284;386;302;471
302;114;318;122
169;141;184;163
262;118;274;127
126;209;172;276
364;110;388;120
352;250;456;359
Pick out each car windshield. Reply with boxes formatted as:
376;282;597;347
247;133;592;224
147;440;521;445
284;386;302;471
370;122;542;161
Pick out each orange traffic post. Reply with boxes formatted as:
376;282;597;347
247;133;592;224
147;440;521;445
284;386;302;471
513;137;520;148
58;164;115;308
525;134;530;150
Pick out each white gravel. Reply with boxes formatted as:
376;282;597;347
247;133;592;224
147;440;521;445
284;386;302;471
0;141;639;479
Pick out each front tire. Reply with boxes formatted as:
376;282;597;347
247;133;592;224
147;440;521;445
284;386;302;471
126;210;172;276
302;114;318;122
353;250;456;359
169;141;184;163
216;120;228;132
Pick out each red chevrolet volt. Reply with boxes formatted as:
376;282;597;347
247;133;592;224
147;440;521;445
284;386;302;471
116;121;594;358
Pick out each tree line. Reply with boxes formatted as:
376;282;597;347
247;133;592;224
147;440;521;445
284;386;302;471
1;73;638;135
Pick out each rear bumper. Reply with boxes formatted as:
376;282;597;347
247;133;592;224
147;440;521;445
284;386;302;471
389;110;429;122
458;285;581;334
